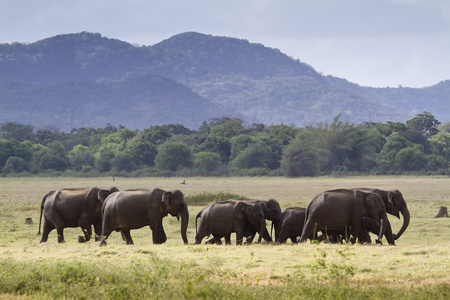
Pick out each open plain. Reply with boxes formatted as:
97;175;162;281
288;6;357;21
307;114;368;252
0;176;449;299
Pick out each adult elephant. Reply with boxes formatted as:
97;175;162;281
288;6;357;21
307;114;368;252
352;188;410;245
99;188;189;246
37;187;118;243
275;207;306;243
195;200;266;245
299;189;388;244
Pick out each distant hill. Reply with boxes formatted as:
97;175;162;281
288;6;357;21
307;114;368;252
0;31;448;130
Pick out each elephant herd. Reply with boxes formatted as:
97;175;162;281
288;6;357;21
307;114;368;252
37;186;410;246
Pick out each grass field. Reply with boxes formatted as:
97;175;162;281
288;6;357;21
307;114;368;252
0;176;449;299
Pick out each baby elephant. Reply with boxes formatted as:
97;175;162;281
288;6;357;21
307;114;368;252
195;200;266;245
275;207;306;243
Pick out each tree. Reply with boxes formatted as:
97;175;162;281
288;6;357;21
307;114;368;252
36;141;70;171
378;133;412;165
406;111;441;136
194;152;221;175
69;145;95;171
138;126;172;145
124;139;157;167
2;157;29;173
229;134;254;161
207;118;246;138
280;131;319;177
229;140;272;170
312;116;380;173
394;145;426;171
155;142;193;171
0;122;34;142
112;152;135;172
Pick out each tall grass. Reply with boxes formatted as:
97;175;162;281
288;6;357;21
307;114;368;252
0;176;449;299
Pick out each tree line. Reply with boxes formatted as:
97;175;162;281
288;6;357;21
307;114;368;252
0;112;449;177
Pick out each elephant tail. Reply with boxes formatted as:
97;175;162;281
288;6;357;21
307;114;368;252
37;190;53;236
195;209;203;236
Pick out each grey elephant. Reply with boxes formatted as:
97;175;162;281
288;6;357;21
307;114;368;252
205;198;282;244
352;188;410;245
195;200;266;245
323;216;383;244
275;207;306;243
99;188;189;246
37;187;119;243
299;189;388;244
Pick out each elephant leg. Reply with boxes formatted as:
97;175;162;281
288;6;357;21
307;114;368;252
290;236;299;243
93;222;102;242
246;235;255;244
259;228;272;243
349;226;361;244
357;227;372;244
205;237;217;244
161;227;167;244
121;231;134;245
150;221;166;244
48;214;66;243
278;229;289;244
235;229;245;245
224;234;231;245
56;227;65;243
40;219;54;243
299;221;317;243
212;234;223;245
98;223;113;247
98;234;109;246
78;225;92;243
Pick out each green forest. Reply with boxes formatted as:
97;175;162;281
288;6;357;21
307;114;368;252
0;111;448;177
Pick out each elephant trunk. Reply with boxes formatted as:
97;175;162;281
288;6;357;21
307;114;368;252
180;204;189;244
394;207;410;240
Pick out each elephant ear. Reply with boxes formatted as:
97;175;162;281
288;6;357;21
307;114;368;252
97;190;112;203
387;191;394;207
160;191;172;216
259;202;267;213
241;204;252;217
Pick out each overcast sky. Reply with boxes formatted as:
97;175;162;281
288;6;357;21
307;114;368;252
1;0;449;88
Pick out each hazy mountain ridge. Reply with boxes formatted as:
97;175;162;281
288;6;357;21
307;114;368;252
0;32;448;130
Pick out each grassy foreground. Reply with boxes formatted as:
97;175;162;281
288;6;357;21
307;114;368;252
0;176;449;299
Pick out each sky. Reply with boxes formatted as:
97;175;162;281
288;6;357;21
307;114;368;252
1;0;449;88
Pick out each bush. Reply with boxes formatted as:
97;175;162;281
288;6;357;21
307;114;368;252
185;192;242;205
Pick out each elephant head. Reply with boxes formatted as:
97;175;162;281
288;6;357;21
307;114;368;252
242;203;266;239
363;193;388;241
160;190;189;244
372;189;410;240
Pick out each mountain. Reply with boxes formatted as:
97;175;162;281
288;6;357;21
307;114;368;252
0;31;448;130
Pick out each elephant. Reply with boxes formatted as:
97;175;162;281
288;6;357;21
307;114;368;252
322;216;383;244
204;198;282;244
352;188;410;245
98;188;189;246
37;187;119;243
299;189;388;244
195;200;267;245
275;207;306;243
275;207;381;244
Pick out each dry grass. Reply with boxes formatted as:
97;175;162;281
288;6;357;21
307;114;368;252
0;176;449;298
